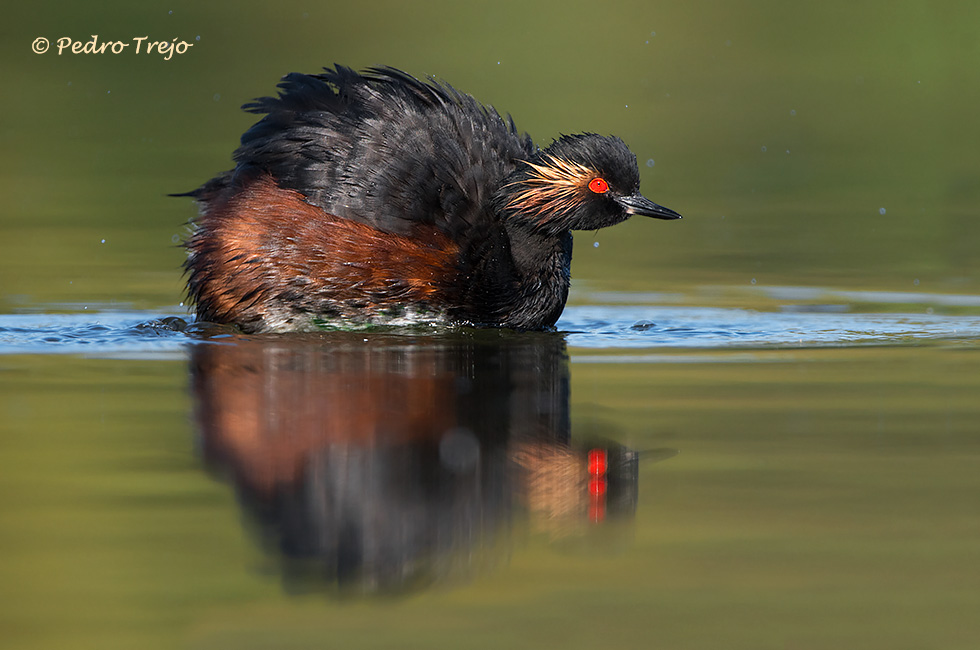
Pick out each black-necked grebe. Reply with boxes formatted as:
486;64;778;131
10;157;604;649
181;65;681;333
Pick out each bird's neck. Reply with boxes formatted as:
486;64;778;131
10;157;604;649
498;223;573;329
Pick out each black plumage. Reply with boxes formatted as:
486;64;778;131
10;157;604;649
183;65;680;332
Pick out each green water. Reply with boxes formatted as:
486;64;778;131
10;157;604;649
4;1;980;307
2;343;979;649
2;1;980;648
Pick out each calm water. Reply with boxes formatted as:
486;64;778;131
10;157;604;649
4;1;980;648
2;299;979;649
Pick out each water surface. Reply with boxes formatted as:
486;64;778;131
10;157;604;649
2;298;978;649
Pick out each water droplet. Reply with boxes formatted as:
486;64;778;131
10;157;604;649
213;93;221;102
196;35;201;41
786;149;791;154
168;9;173;14
761;146;767;152
879;207;886;215
751;278;757;285
171;234;180;244
646;159;655;167
593;242;600;248
790;109;796;116
913;278;920;286
100;238;106;244
625;104;629;108
651;31;656;36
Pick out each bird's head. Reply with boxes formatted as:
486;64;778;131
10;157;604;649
495;133;681;234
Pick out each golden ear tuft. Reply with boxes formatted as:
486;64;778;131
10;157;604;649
505;155;595;219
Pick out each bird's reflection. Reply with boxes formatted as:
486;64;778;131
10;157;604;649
189;329;639;594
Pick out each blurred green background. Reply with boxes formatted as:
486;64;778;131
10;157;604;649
2;0;978;311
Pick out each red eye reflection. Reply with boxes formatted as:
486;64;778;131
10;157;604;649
588;177;609;194
588;449;608;476
588;478;607;496
587;448;608;523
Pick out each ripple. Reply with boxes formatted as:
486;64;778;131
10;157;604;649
558;306;980;349
1;303;979;357
0;312;192;358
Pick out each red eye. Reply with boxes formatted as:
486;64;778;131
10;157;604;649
588;177;609;194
